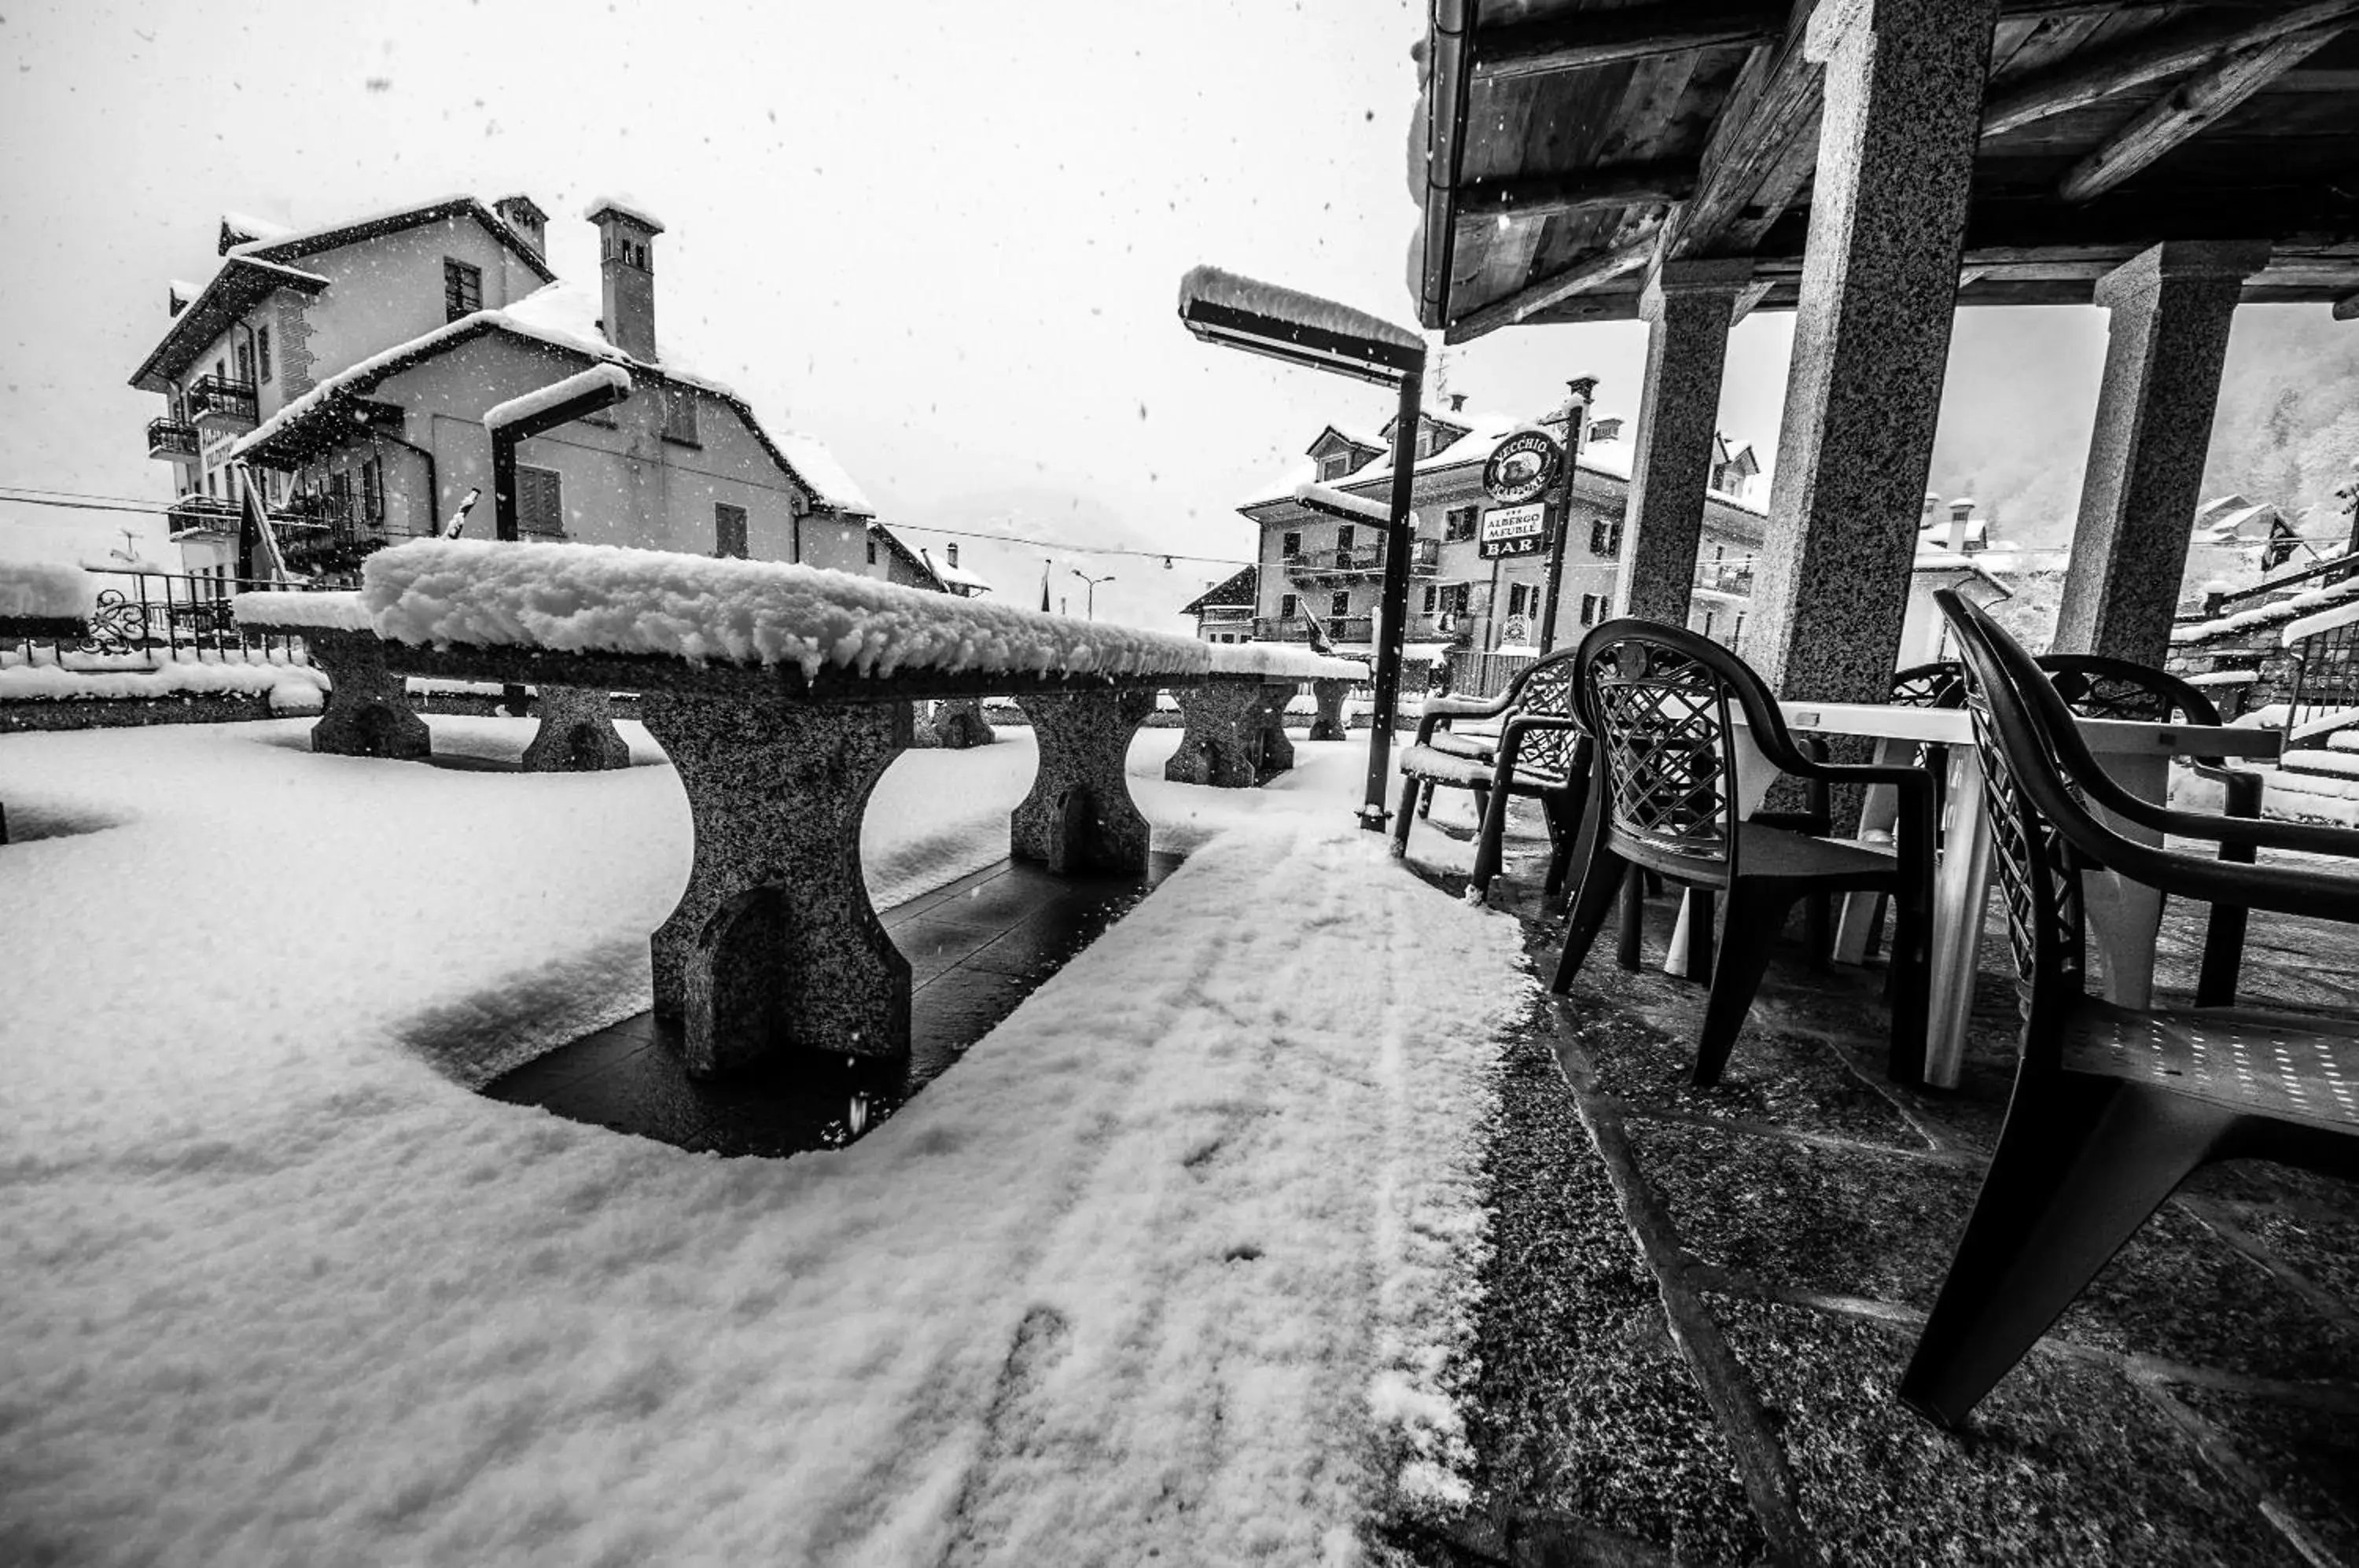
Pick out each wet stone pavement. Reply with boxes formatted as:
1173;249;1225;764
1385;819;2358;1568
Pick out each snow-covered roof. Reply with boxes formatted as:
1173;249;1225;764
1182;566;1257;615
771;430;874;516
129;256;333;393
355;538;1212;683
481;365;634;432
217;211;291;251
228;193;554;282
920;550;995;594
583;194;665;233
1179;266;1423;355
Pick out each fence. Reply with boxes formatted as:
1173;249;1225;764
2;569;315;668
2285;601;2359;743
1444;648;1536;700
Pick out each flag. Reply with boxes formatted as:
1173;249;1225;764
233;462;290;585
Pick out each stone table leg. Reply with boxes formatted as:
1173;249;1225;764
1166;678;1291;787
640;691;911;1077
1308;678;1352;742
520;685;632;771
1012;689;1154;874
305;628;431;760
931;697;995;749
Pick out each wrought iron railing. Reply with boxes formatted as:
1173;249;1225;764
0;569;322;669
166;495;242;539
186;374;259;429
2199;551;2359;618
146;418;199;461
2285;605;2359;742
1279;539;1441;576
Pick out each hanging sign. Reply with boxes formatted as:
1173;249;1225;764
1482;429;1562;504
1478;501;1547;560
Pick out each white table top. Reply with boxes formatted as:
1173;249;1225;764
1769;699;2285;761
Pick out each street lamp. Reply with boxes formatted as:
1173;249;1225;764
1178;265;1427;833
1071;568;1114;620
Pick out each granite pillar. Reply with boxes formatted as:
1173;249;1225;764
1011;689;1155;874
930;697;995;749
1743;0;1999;701
519;685;631;771
1619;258;1754;624
304;628;431;760
2052;241;2269;664
1308;678;1352;742
1165;677;1294;787
640;691;911;1077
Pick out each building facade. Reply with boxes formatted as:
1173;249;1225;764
1235;399;1765;662
133;194;937;592
1180;565;1257;642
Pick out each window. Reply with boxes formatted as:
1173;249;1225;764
1279;592;1298;619
1329;591;1351;618
1335;524;1355;554
516;464;564;536
1589;516;1624;556
360;457;384;523
866;537;878;565
235;340;254;385
1422;584;1437;613
662;388;700;446
257;326;273;383
443;259;483;323
1319;452;1352;480
1280;531;1301;560
715;502;748;559
1507;583;1534;618
1578;592;1613;626
1444;505;1479;543
1440;583;1471;617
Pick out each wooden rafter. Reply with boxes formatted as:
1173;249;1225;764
1666;3;1824;259
1468;1;1786;82
1458;161;1698;222
1444;232;1659;343
2059;27;2346;200
1981;0;2359;137
1729;278;1778;323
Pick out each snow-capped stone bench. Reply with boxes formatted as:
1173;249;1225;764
240;539;1341;1082
1;563;101;845
1168;645;1367;787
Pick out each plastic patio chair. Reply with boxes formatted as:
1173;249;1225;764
1549;618;1938;1086
1392;648;1588;900
1898;591;2359;1428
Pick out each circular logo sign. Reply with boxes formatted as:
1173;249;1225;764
1483;429;1562;505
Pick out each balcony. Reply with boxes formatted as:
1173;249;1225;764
166;494;241;539
1277;538;1441;580
1252;613;1448;646
1692;561;1755;598
146;418;199;462
186;374;259;433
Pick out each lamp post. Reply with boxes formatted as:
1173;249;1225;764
1178;267;1427;832
1070;568;1113;620
1536;376;1597;654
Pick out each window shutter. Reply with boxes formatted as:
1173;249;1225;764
517;466;563;536
715;502;748;558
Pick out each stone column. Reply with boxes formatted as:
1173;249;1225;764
1011;688;1156;874
304;628;432;760
930;697;995;749
1742;0;2000;701
2052;241;2269;664
640;691;911;1077
519;686;632;771
1165;677;1294;787
1307;677;1352;742
1618;258;1754;624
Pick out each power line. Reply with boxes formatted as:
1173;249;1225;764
0;494;178;517
0;483;171;506
885;520;1254;569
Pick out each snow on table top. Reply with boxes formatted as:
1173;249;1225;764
359;537;1216;683
1178;264;1425;355
0;562;99;623
232;590;375;633
1208;642;1369;682
480;364;632;432
0;721;1521;1559
1293;480;1395;523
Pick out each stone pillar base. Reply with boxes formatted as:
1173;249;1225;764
640;691;912;1077
1307;678;1352;742
520;686;631;771
1166;677;1293;787
306;629;431;760
1012;689;1155;873
931;697;995;749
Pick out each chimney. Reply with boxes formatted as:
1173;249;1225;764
1948;498;1974;555
584;197;664;363
492;194;548;259
945;542;960;569
1448;392;1467;413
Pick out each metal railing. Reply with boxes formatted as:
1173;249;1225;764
2199;551;2359;618
166;495;242;539
0;569;322;669
2285;605;2359;742
1252;613;1448;645
1277;539;1441;576
186;374;259;429
147;418;199;461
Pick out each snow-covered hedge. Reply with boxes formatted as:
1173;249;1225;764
359;538;1218;683
0;562;99;624
232;591;376;632
0;660;328;702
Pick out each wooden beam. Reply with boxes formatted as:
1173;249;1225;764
1469;2;1786;81
1457;161;1698;223
1667;3;1825;259
1444;233;1659;343
1729;278;1777;323
2060;28;2345;200
1982;0;2359;138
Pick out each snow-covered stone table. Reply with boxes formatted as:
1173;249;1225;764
249;539;1264;1081
1;563;100;845
1165;646;1367;788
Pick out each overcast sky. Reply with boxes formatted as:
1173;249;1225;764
0;0;2145;625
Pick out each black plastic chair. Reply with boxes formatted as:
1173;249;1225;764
1549;619;1938;1086
1898;591;2359;1428
1393;649;1588;900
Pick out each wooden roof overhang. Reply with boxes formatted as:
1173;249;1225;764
1415;0;2359;343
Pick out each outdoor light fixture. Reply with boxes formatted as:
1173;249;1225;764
1177;266;1428;832
1071;568;1114;620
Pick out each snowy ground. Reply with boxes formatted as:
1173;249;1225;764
0;718;1523;1566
